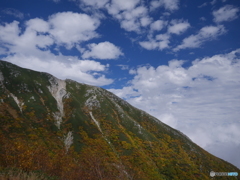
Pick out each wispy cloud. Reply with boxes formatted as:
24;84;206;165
174;25;226;51
76;0;109;9
213;5;239;23
167;19;190;35
117;64;129;70
1;8;24;19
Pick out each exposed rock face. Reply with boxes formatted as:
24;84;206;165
47;76;67;128
64;131;73;152
9;93;24;112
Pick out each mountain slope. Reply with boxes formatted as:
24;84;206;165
0;60;239;180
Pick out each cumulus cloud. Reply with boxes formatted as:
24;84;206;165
0;21;21;48
82;41;123;59
213;5;239;23
76;0;149;29
140;17;152;27
0;19;53;54
49;12;100;48
108;86;139;100
76;0;179;34
174;25;226;51
0;13;113;86
76;0;178;34
139;33;170;50
168;19;190;35
26;18;50;33
0;12;100;51
3;53;112;86
150;0;179;11
139;19;190;51
116;6;150;32
108;49;240;168
150;20;167;31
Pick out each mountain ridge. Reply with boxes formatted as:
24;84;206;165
0;60;239;180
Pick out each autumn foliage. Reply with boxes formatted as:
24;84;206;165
0;61;239;180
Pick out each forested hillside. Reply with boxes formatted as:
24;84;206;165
0;60;239;180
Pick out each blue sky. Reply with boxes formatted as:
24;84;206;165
1;0;240;168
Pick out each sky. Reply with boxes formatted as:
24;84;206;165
0;0;240;169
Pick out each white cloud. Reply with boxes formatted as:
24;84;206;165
117;64;129;70
174;25;226;51
140;17;152;27
150;20;167;31
104;0;152;33
106;0;140;15
121;6;148;20
82;41;123;59
206;142;240;169
74;0;153;33
120;19;140;32
0;47;8;54
1;8;24;19
129;69;137;75
198;2;208;8
48;12;100;48
0;15;113;86
117;6;150;32
17;29;53;52
0;12;101;51
158;113;178;128
0;21;20;47
26;18;50;32
0;19;54;55
213;5;239;23
139;41;158;50
108;86;139;99
109;49;240;168
168;19;190;35
200;17;206;21
139;33;170;50
79;0;109;8
3;53;112;86
139;19;190;51
210;0;217;5
150;0;179;11
139;40;168;50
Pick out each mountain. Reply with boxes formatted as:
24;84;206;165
0;60;239;180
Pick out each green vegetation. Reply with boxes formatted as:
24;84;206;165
0;60;239;180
